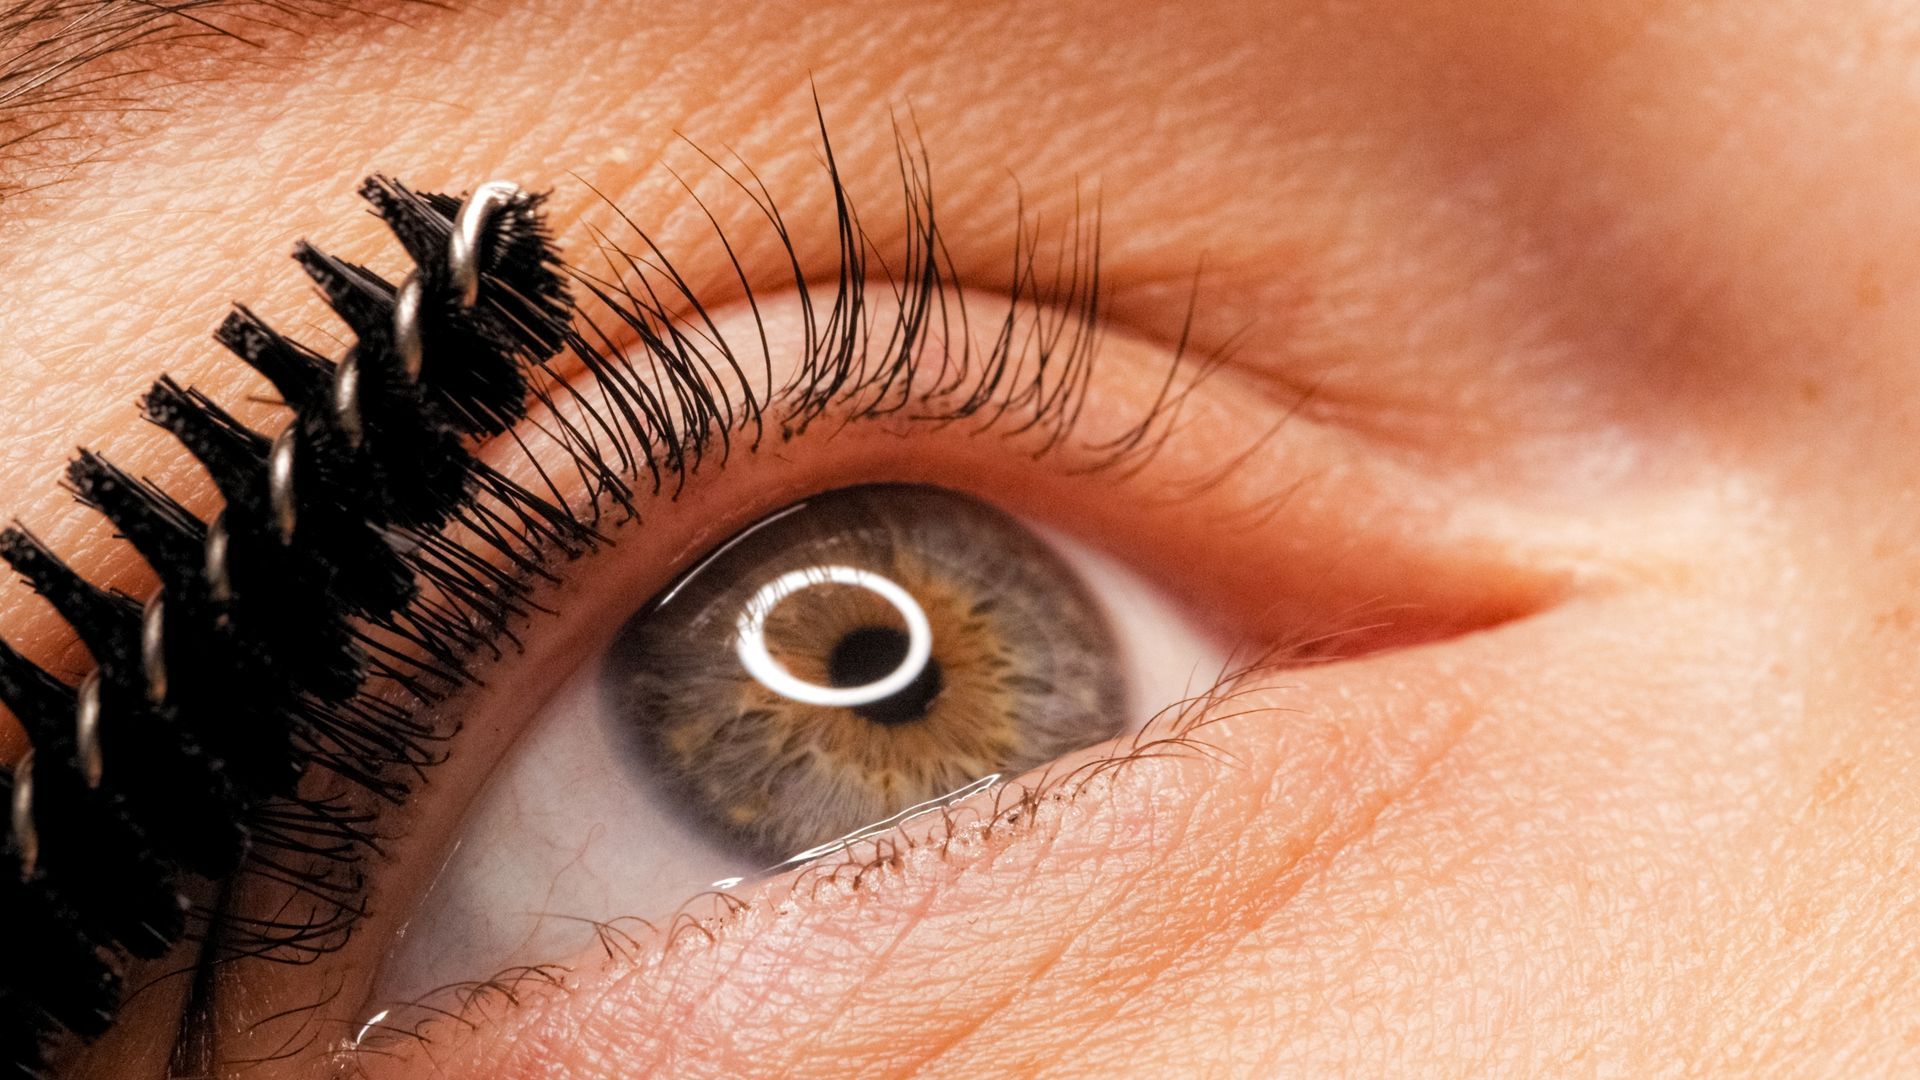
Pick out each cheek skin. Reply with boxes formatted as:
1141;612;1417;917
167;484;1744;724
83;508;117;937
359;586;1895;1079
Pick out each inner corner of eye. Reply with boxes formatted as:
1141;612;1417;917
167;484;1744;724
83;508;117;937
369;482;1220;1015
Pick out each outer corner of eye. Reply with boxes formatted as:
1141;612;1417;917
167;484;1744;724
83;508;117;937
357;481;1226;1023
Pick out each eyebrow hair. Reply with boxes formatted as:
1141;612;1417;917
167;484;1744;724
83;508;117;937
0;0;433;202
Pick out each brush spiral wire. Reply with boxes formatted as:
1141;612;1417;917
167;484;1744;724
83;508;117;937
0;176;581;1076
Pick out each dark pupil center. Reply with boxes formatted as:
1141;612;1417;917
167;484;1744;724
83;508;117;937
826;625;944;725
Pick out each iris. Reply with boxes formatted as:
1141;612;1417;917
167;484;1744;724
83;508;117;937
608;485;1127;860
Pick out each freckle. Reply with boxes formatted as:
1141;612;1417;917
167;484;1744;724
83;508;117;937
1857;263;1887;309
1798;378;1824;404
1873;605;1915;632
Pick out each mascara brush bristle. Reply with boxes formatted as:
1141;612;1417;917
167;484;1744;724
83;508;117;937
0;177;572;1077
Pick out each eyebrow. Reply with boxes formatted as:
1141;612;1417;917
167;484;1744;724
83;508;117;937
0;0;430;203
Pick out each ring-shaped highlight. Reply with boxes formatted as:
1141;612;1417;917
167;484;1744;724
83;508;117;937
735;564;933;708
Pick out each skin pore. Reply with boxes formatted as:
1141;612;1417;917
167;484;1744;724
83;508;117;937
4;0;1920;1075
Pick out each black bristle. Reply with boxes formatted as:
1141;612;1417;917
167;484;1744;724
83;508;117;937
359;177;571;436
15;773;184;957
214;311;468;575
213;306;335;413
65;453;206;594
0;530;137;670
288;241;484;528
139;381;371;701
0;174;574;1074
291;245;397;347
65;454;298;801
0;990;53;1079
326;392;473;534
359;181;524;434
0;640;188;958
0;782;124;1043
0;529;246;877
0;638;76;731
356;179;461;271
139;380;269;508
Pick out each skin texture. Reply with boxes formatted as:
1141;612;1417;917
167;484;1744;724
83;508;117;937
2;0;1918;1075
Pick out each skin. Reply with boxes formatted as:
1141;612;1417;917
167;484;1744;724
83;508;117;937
2;0;1917;1075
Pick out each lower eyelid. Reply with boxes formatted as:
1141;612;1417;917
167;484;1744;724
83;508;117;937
341;634;1483;1080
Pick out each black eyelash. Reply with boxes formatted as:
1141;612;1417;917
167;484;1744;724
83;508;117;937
0;113;1186;1074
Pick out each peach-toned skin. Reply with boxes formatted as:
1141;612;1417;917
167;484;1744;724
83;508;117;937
5;0;1918;1076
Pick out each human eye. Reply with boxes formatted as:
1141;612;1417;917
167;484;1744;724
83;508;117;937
1;122;1545;1077
363;475;1227;1011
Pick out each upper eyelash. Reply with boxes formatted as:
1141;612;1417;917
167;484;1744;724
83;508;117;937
0;110;1192;1073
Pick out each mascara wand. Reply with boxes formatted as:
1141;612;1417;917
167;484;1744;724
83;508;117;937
0;177;579;1076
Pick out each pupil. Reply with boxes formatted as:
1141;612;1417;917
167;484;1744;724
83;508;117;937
826;625;944;725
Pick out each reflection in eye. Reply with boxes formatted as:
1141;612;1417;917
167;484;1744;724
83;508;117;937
373;484;1218;1013
612;484;1126;860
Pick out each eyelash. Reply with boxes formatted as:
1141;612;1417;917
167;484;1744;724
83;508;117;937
0;114;1197;1071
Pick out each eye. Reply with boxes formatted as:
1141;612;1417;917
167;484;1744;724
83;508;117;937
367;481;1221;1013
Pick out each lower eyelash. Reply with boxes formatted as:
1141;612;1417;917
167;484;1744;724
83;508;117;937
0;106;1199;1072
350;658;1253;1061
